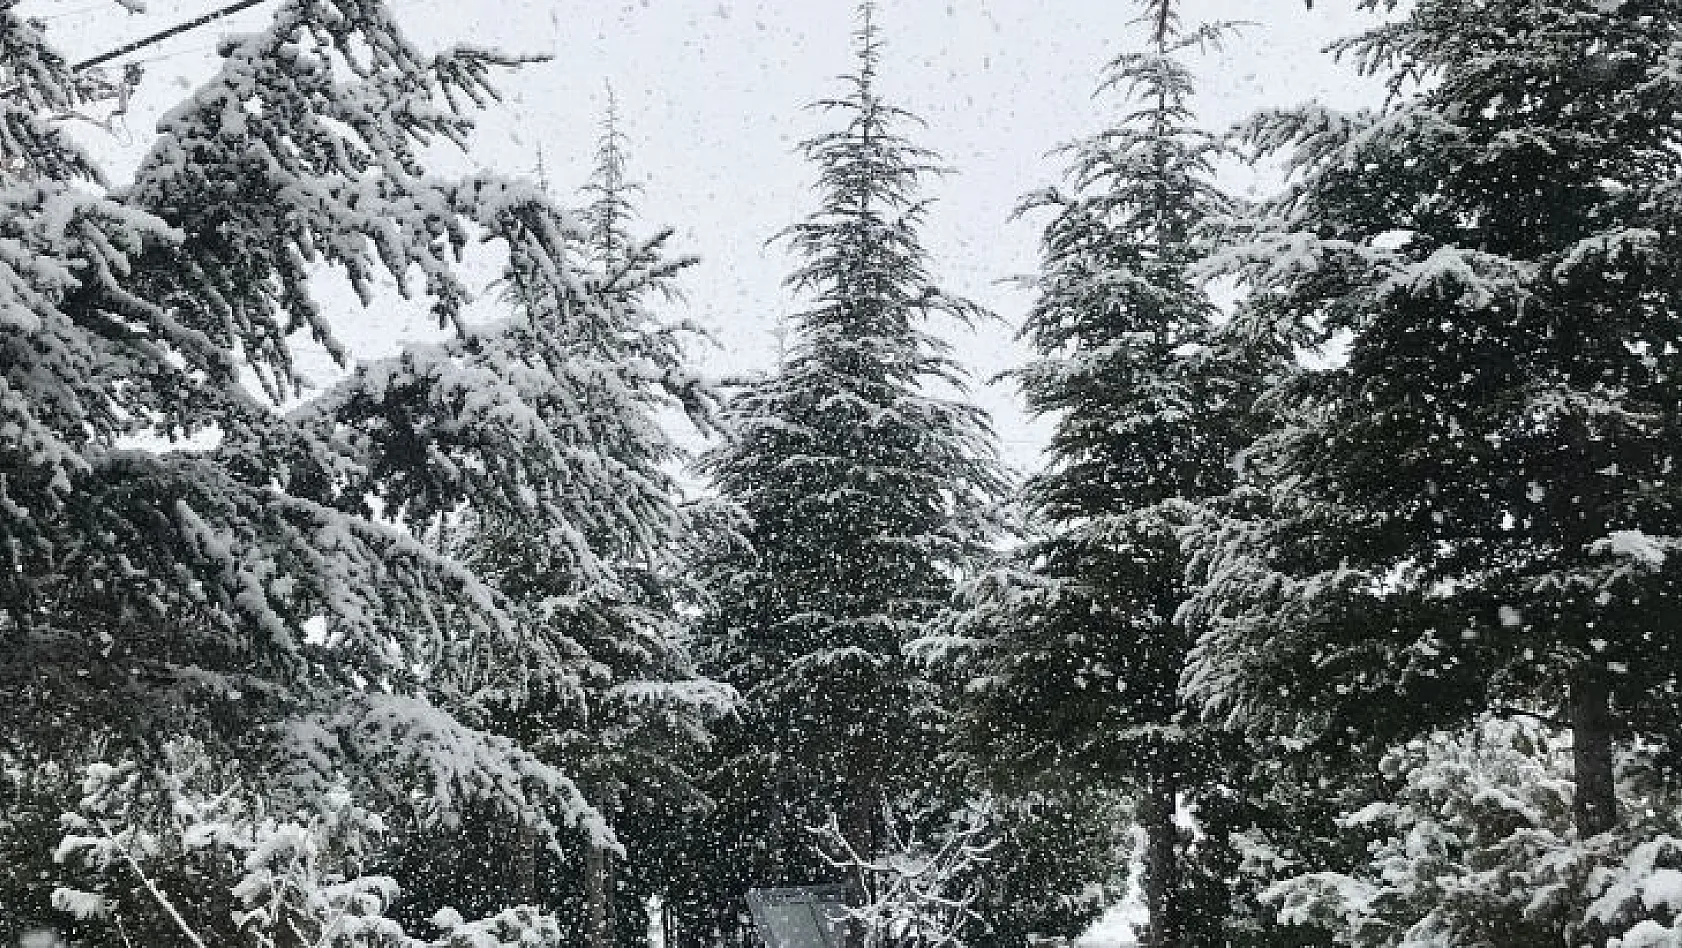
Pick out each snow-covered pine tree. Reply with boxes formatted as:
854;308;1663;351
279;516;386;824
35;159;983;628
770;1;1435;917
933;4;1279;944
582;84;637;275
0;0;713;939
1182;0;1682;843
2;0;591;809
376;96;731;938
569;89;696;948
681;0;1003;937
1248;711;1682;946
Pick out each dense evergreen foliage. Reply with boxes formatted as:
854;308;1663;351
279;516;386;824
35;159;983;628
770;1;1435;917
1169;1;1682;943
934;3;1285;944
671;4;1006;943
379;95;731;941
0;0;715;942
11;1;1682;946
1182;0;1682;839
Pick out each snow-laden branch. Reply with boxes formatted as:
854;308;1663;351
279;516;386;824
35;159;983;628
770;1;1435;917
808;807;997;948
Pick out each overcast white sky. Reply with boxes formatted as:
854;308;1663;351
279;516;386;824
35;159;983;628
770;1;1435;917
27;0;1387;472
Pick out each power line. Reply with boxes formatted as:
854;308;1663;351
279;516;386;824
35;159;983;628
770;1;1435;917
34;3;111;21
1;0;273;105
122;38;222;68
74;0;271;71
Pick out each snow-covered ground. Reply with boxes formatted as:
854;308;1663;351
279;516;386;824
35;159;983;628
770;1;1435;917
1075;902;1145;948
1076;830;1147;948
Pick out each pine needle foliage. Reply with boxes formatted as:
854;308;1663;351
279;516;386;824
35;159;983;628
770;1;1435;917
936;4;1285;943
681;2;1005;939
1182;0;1682;842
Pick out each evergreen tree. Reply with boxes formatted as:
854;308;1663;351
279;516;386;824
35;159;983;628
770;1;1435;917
349;96;729;936
1182;0;1682;845
677;2;1004;940
0;0;713;940
936;3;1284;944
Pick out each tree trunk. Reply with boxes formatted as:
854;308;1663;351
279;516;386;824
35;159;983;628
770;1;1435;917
606;846;620;947
1571;663;1618;837
584;784;621;948
511;817;539;905
275;903;308;948
586;840;615;948
1138;775;1180;948
774;770;795;880
842;782;879;948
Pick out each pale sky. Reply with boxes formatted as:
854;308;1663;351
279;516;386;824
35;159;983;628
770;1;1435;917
26;0;1387;472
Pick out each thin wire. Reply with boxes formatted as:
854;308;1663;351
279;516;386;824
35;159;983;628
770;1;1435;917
33;3;112;21
1;0;270;99
120;38;221;67
75;0;271;70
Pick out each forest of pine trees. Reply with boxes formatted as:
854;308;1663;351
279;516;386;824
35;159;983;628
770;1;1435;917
3;0;1682;946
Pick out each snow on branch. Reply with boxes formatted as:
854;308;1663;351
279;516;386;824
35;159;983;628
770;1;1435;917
52;737;574;947
809;808;997;948
276;694;614;851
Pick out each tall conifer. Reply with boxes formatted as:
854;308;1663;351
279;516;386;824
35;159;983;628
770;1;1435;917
0;0;720;939
1183;0;1682;842
681;2;1003;938
377;93;728;935
939;4;1276;943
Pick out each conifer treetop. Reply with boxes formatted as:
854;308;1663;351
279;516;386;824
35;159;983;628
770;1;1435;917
710;0;1001;523
779;0;983;348
582;82;642;271
1011;0;1250;524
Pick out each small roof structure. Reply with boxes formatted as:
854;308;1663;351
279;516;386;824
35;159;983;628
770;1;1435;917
745;885;853;948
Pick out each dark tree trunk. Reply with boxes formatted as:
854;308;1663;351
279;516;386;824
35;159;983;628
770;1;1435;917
275;904;308;948
775;770;797;881
1138;774;1180;948
511;818;539;905
1570;663;1618;838
584;786;621;948
842;783;879;948
586;840;615;948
